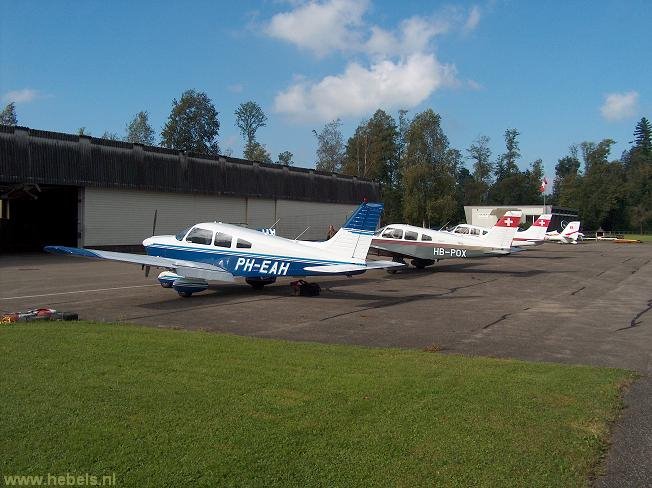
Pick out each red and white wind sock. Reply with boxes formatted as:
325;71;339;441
539;176;548;193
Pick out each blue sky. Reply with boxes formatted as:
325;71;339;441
1;0;650;180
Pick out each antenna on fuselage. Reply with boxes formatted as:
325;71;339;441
270;218;280;229
438;221;449;231
294;227;310;240
152;209;158;236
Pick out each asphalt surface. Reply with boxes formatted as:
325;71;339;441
1;242;651;487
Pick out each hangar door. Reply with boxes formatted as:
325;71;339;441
0;184;79;252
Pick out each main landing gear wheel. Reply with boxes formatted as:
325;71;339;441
177;291;193;298
161;282;173;289
387;257;406;274
411;259;435;269
246;277;277;290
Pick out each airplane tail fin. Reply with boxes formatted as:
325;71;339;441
322;202;384;261
561;221;581;242
480;211;523;249
516;213;552;241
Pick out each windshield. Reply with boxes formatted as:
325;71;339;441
175;226;193;241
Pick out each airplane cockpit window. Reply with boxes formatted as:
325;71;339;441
175;226;192;241
381;228;403;239
236;239;252;249
214;232;233;248
404;230;418;241
420;234;432;241
454;226;469;235
185;227;214;245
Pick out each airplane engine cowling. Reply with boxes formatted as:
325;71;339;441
172;278;209;296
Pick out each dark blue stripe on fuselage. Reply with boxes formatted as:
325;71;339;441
146;245;363;278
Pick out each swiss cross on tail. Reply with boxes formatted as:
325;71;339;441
535;217;551;227
496;214;521;227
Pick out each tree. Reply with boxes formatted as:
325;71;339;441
401;109;458;226
161;89;220;155
77;127;90;135
465;135;493;204
467;135;493;186
244;141;272;164
125;111;155;145
0;102;17;125
277;151;294;166
489;129;530;205
495;128;520;180
341;109;401;222
552;145;581;204
633;117;652;155
234;101;267;146
101;131;120;140
313;119;344;172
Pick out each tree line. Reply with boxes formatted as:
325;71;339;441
313;109;651;232
0;90;294;166
2;96;650;232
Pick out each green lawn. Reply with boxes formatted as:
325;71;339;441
623;234;652;242
0;322;632;487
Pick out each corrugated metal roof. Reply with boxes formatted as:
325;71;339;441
0;125;379;204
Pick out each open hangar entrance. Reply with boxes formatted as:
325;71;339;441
0;183;79;252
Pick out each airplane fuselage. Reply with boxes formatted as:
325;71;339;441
144;222;367;279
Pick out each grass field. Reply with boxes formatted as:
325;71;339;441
0;322;633;487
623;234;652;242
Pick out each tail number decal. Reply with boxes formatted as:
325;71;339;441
433;248;467;257
235;257;290;275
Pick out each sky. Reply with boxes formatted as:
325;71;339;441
1;0;651;182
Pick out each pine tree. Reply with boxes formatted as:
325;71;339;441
0;103;17;125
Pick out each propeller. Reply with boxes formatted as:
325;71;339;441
152;209;158;236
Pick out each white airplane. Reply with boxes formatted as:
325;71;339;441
545;221;583;244
371;211;522;269
45;202;402;297
446;213;551;249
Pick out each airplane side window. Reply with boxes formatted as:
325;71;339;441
236;239;252;249
392;229;404;239
214;232;233;248
381;228;396;238
420;234;432;241
471;228;480;236
185;227;213;245
175;226;192;241
404;230;418;241
457;227;469;234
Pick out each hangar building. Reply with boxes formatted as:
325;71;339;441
0;126;379;252
464;205;579;231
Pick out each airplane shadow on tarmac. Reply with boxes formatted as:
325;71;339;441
133;259;550;314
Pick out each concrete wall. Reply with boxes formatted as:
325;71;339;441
82;188;358;246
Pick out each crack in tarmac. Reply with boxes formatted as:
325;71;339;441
616;299;652;331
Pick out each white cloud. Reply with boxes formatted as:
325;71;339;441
228;83;244;93
2;88;41;104
365;16;449;58
600;91;639;121
463;6;481;33
265;0;368;57
274;53;457;121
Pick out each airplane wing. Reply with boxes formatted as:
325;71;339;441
44;246;234;282
303;260;403;273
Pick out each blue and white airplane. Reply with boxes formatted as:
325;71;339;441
45;202;401;297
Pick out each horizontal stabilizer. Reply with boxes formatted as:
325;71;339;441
44;246;234;282
304;260;403;273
